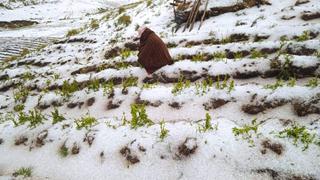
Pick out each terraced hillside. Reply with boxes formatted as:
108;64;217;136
0;0;319;179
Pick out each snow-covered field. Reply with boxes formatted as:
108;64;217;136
0;0;319;179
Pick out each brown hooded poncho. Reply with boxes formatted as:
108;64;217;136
138;28;173;74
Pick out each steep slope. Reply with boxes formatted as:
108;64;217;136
0;0;319;179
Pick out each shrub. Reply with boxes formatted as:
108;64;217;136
13;167;32;178
75;115;97;130
118;14;131;26
130;104;153;129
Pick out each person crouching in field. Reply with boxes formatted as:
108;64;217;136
136;26;174;75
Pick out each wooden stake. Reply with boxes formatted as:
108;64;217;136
183;0;197;32
189;0;201;32
198;0;209;30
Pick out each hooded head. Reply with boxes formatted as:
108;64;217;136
137;25;147;38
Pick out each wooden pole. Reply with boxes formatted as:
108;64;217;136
198;0;209;30
183;0;197;32
189;0;201;32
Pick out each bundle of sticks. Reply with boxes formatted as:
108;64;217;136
171;0;209;32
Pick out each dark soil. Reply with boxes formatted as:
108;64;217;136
71;143;80;155
15;136;28;146
203;99;229;110
120;146;140;165
261;139;284;155
301;12;320;21
178;137;198;157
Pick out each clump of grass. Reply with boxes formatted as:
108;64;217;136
21;48;30;56
66;28;81;37
142;81;158;89
280;35;289;42
234;51;243;59
13;86;29;102
118;14;131;26
90;19;99;29
198;113;218;132
264;79;284;90
88;78;100;92
60;80;79;98
287;77;296;87
122;76;138;91
146;0;152;6
21;71;34;81
130;103;153;129
102;81;114;96
195;78;213;95
59;143;69;157
314;50;320;59
212;51;227;60
51;108;65;124
13;104;25;112
159;120;169;141
75;115;97;130
172;76;191;95
220;36;231;44
278;55;294;80
306;77;318;88
191;53;204;62
277;123;319;151
250;49;266;59
265;78;297;89
120;49;132;59
295;31;310;42
118;7;125;14
13;109;46;128
232;118;260;147
215;76;235;93
13;167;32;178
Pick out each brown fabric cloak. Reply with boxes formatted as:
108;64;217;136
138;28;173;74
